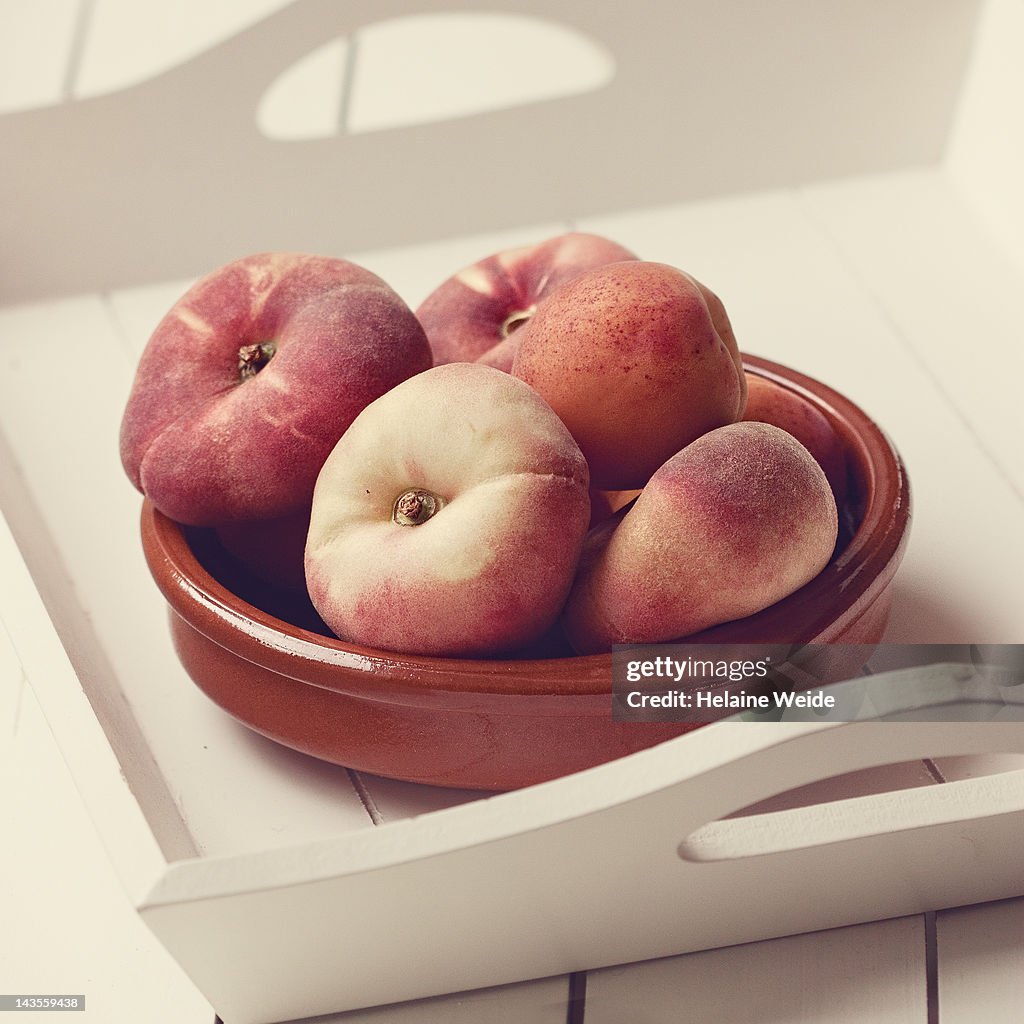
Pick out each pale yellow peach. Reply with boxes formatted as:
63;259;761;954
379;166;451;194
305;363;591;656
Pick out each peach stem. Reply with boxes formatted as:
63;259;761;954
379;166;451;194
499;306;536;339
238;341;277;381
392;488;446;526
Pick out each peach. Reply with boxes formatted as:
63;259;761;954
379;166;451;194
511;261;746;489
120;252;432;527
416;232;637;371
563;422;839;653
304;363;591;657
742;372;849;503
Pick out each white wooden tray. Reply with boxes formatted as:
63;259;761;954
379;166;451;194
2;172;1023;1024
2;1;1024;1020
1;272;1022;1020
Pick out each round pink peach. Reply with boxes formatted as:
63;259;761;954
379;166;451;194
511;261;746;489
563;421;839;653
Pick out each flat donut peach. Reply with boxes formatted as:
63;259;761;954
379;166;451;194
416;232;637;371
120;252;432;526
563;421;839;652
305;363;591;657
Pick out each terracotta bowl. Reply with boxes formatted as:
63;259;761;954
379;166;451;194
141;355;910;790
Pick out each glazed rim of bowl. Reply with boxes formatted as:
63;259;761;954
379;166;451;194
141;354;910;708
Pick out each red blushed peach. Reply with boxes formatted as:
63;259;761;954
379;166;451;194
304;363;591;657
416;232;637;371
742;372;849;503
511;261;746;489
563;422;839;653
120;252;432;527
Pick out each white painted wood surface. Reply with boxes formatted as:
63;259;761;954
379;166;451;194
585;917;928;1024
3;0;982;301
2;0;1024;1020
937;900;1024;1024
0;622;215;1023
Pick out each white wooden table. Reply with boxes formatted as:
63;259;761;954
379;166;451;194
2;2;1023;1021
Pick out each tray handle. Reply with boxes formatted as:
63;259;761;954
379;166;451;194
676;661;1024;863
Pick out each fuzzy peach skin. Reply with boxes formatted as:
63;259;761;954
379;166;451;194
563;422;839;653
304;363;591;657
120;252;432;526
511;261;746;490
416;232;637;371
742;372;849;503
